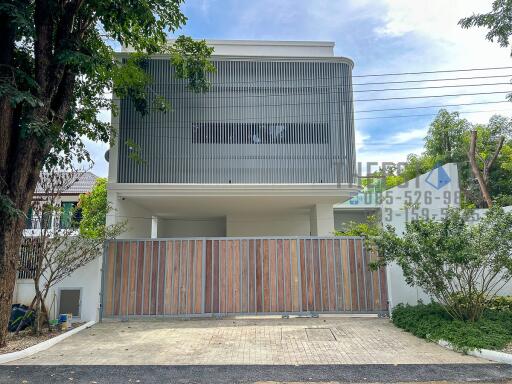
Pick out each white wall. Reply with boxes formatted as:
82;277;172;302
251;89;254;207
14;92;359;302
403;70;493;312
125;39;340;59
226;212;310;236
378;164;512;308
380;163;461;309
107;192;152;239
158;217;226;237
309;204;335;236
13;257;102;322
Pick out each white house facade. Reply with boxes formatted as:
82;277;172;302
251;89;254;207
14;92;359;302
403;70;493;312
107;40;359;238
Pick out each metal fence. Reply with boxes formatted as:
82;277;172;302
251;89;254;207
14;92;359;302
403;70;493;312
18;238;41;279
118;58;356;184
101;237;388;319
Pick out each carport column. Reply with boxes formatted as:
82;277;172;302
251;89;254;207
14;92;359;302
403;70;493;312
151;216;159;239
310;203;335;236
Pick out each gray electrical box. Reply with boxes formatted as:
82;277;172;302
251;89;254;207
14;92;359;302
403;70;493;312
59;289;81;318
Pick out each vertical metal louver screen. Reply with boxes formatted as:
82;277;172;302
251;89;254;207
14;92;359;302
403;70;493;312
118;58;355;184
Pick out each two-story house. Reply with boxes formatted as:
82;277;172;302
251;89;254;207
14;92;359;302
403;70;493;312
14;172;99;322
107;40;358;237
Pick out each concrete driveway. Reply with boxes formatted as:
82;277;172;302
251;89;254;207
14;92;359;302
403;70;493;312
6;317;487;365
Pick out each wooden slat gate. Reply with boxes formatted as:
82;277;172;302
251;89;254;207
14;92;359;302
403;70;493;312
100;237;388;319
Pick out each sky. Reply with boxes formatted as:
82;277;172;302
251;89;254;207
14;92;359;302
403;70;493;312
90;0;512;177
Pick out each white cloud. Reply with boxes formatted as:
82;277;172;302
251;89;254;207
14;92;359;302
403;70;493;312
357;145;424;173
375;0;492;39
196;0;212;14
355;128;369;151
390;128;427;144
374;0;511;73
356;126;424;171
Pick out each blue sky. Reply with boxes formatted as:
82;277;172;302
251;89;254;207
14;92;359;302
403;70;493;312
90;0;512;176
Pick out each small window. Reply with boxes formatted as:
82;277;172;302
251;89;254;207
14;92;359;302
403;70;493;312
192;122;330;144
60;202;81;229
59;289;81;318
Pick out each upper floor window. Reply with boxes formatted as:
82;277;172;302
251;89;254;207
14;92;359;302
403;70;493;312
192;123;330;144
59;202;82;230
25;205;53;230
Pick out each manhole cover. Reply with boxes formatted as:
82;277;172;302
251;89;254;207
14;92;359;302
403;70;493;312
305;328;336;341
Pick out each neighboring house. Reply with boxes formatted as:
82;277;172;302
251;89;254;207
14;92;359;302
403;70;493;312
23;172;98;237
107;40;359;238
13;172;100;322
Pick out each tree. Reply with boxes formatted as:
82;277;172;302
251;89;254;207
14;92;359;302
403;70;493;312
370;206;512;322
78;178;108;239
0;0;214;346
469;131;503;208
459;2;512;207
459;0;512;56
369;110;512;208
21;168;123;333
424;109;469;163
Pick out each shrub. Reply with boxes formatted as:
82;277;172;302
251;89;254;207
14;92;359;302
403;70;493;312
335;215;379;238
487;296;512;312
78;178;109;238
371;206;512;321
392;303;512;352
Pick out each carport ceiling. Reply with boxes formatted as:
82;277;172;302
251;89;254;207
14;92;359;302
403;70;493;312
126;195;327;218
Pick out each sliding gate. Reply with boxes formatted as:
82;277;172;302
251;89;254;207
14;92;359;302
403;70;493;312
100;237;388;319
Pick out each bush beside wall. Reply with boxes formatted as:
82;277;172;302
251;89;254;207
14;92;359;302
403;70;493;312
392;301;512;352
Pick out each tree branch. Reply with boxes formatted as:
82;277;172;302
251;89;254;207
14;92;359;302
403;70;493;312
484;136;505;183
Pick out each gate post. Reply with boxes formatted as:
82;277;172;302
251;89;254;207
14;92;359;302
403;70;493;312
201;239;206;314
296;238;303;313
99;240;108;323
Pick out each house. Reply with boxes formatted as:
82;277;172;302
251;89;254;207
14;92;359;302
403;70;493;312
14;41;493;323
103;41;475;320
101;40;393;319
106;40;359;238
23;172;98;236
13;172;100;322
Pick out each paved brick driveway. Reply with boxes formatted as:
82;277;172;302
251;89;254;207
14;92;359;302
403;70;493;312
8;317;486;365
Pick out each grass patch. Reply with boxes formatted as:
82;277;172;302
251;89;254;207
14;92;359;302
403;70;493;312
392;302;512;352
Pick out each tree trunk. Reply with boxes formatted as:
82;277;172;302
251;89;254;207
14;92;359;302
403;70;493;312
0;219;25;347
33;291;48;335
0;140;45;347
468;130;493;208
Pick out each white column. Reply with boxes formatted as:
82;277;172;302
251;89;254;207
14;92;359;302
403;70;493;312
106;191;118;227
151;216;159;239
310;203;335;236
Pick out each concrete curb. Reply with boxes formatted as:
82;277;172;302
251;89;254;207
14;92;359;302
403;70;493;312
438;339;512;365
0;320;95;364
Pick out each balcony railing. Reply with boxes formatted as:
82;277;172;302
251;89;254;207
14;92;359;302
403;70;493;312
25;213;81;232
